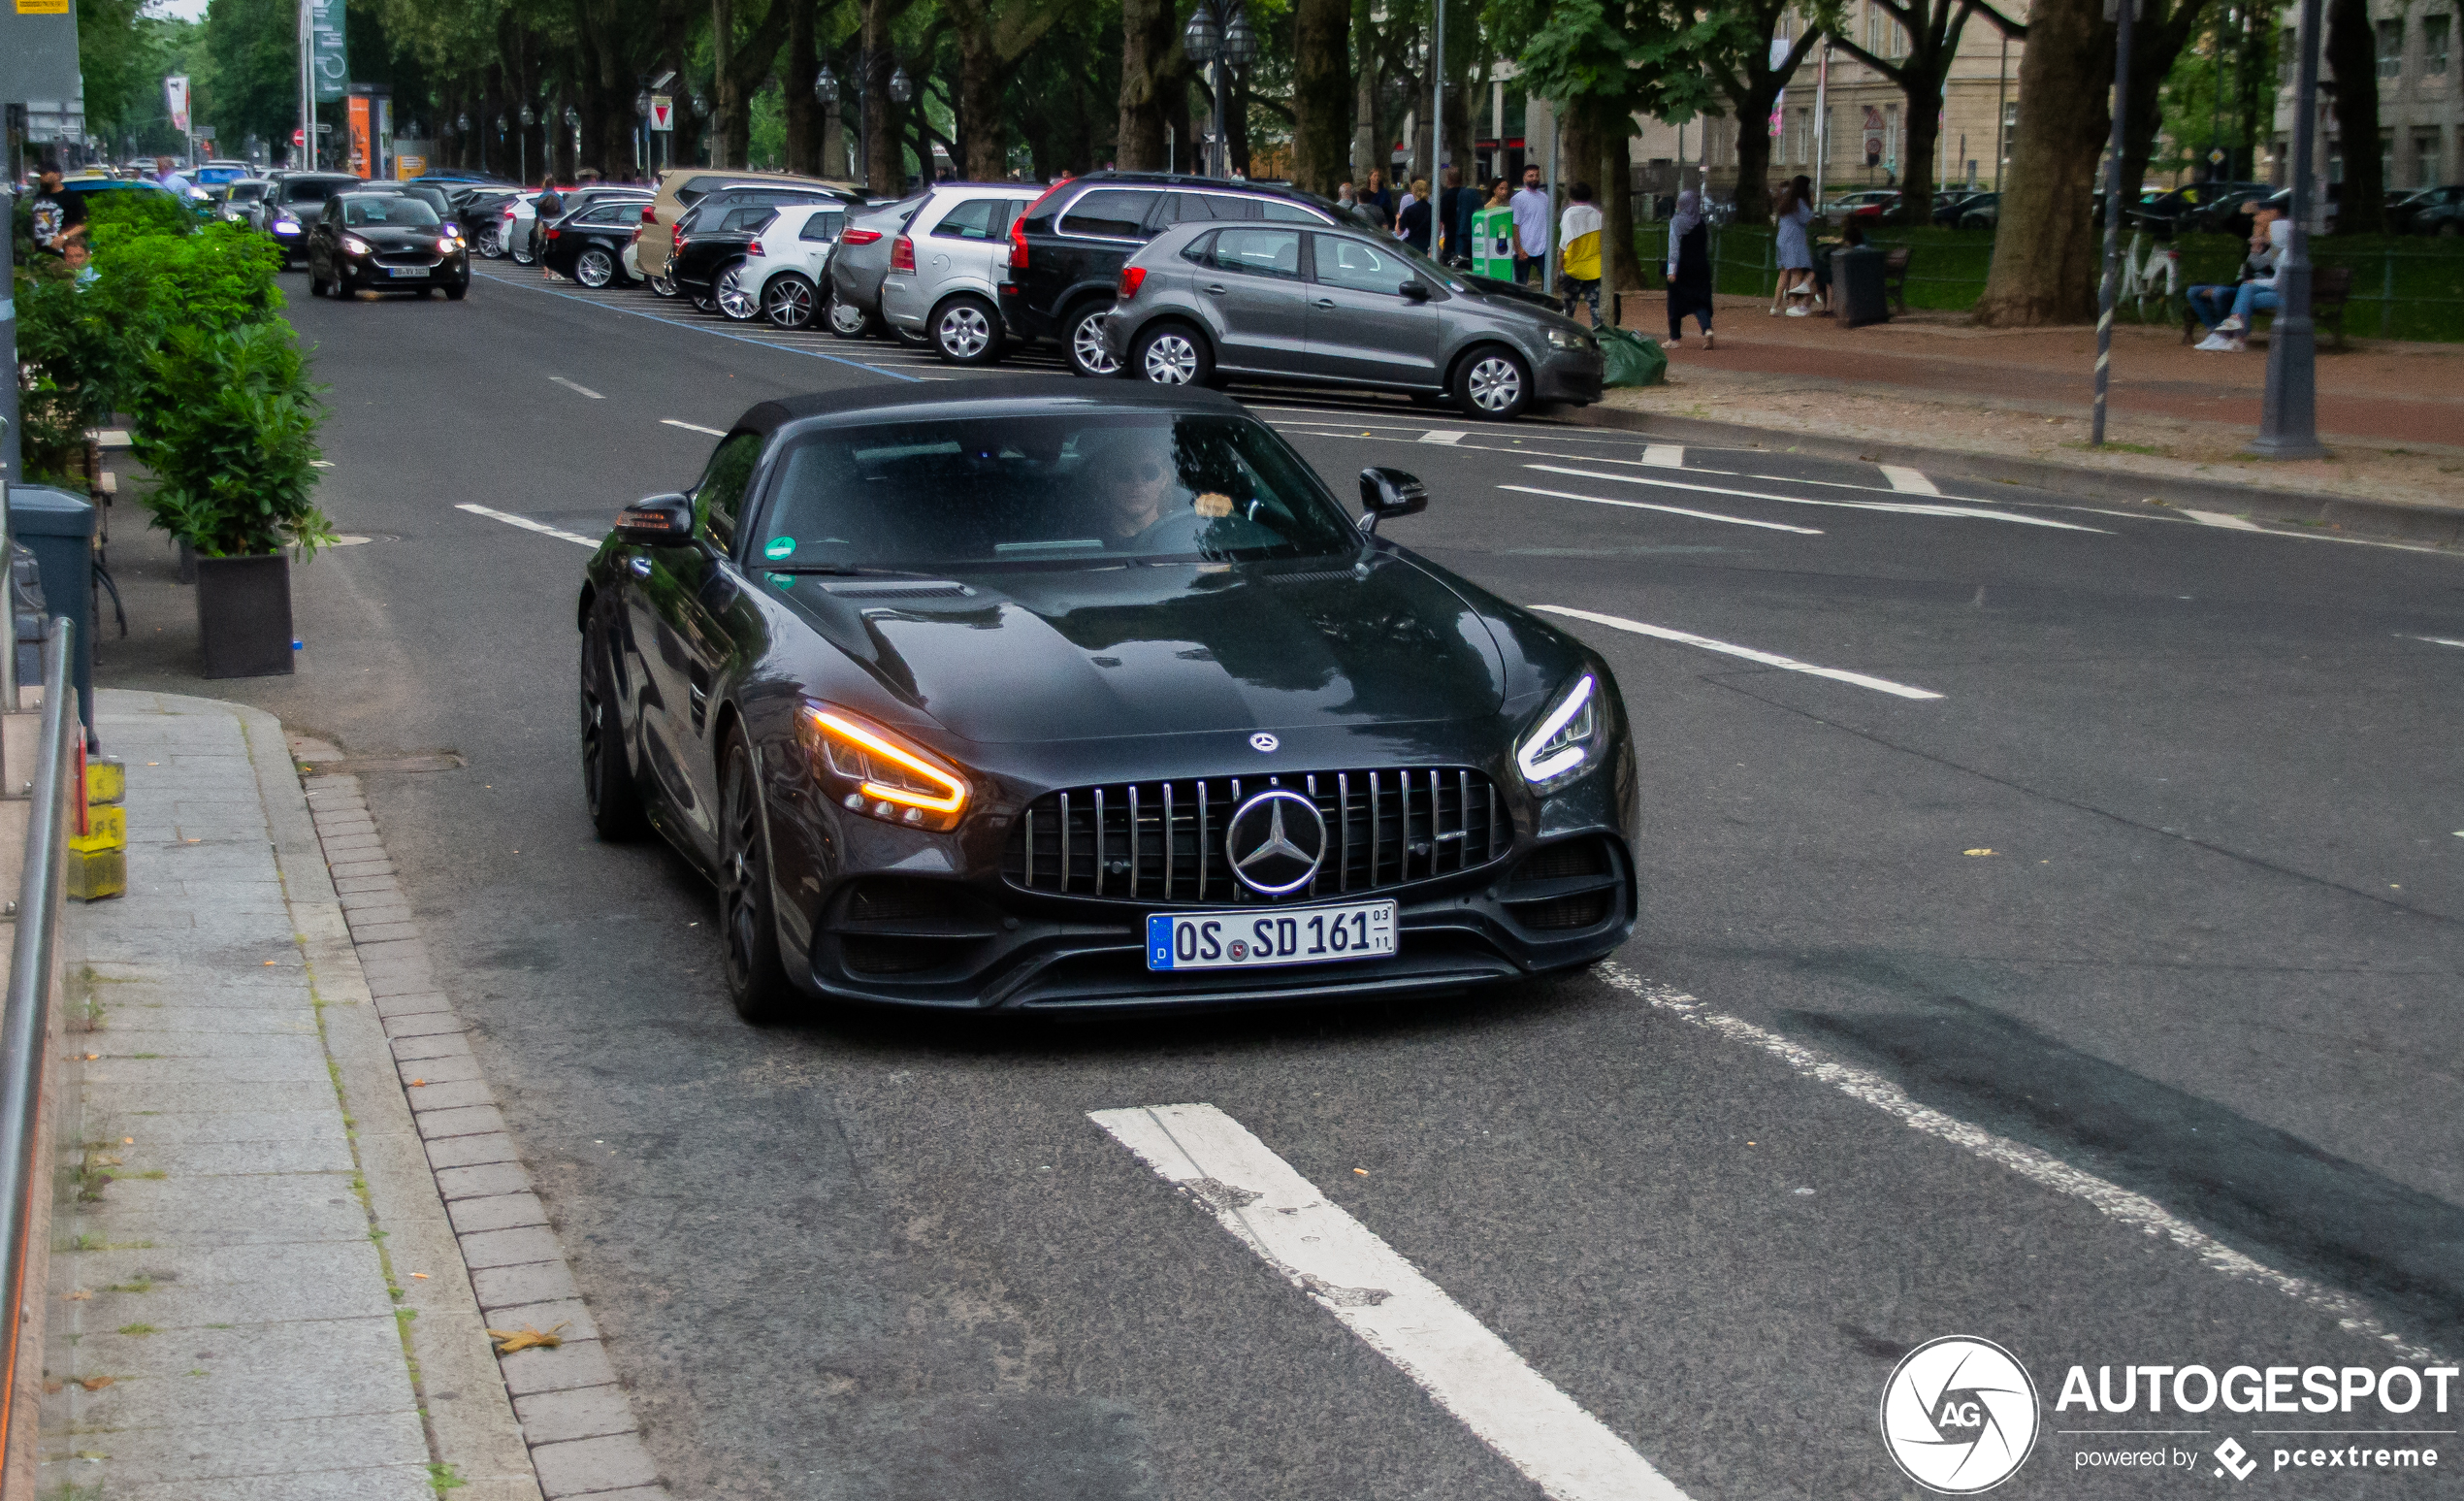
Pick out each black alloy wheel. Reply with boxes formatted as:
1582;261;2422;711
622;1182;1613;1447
930;294;1004;365
763;273;819;330
579;631;646;841
575;246;618;288
719;736;796;1025
1064;302;1121;377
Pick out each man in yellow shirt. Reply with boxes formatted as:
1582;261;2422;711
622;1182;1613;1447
1557;180;1605;326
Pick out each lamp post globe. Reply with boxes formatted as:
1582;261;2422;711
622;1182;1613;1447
521;104;535;127
1183;8;1221;59
632;92;647;119
888;67;913;104
1223;12;1258;67
565;106;580;127
496;114;507;133
814;65;839;106
456;113;470;134
692;94;710;118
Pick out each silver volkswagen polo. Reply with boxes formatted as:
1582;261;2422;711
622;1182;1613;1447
1101;220;1604;419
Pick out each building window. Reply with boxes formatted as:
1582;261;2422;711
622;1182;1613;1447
2416;130;2443;185
2426;15;2450;75
2381;128;2396;185
1865;1;1905;60
2000;103;2018;168
2281;26;2299;82
2377;18;2404;77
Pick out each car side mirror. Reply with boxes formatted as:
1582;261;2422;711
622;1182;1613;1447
615;494;695;544
1399;279;1431;302
1356;468;1429;535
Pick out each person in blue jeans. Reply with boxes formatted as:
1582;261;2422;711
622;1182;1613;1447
2192;209;2287;351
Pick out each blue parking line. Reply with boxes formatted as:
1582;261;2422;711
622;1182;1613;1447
471;269;924;383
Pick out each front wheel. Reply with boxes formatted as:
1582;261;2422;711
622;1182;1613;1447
475;226;504;258
511;234;535;266
930;295;1004;365
1065;303;1121;376
580;632;646;841
719;736;798;1025
443;281;469;302
715;260;762;321
1454;346;1532;421
764;272;819;330
1133;323;1213;387
574;246;618;288
825;286;874;338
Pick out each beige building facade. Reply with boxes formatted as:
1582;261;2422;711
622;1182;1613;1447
2270;0;2458;190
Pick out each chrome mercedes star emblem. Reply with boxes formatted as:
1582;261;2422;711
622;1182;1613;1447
1226;789;1327;896
1249;733;1279;754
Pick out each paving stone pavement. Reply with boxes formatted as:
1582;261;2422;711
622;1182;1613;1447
42;690;667;1500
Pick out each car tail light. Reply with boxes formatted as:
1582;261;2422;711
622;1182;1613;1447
672;222;686;250
840;227;881;245
641;205;657;223
501;204;516;219
889;235;915;273
545;227;560;240
1117;265;1147;298
1011;179;1062;273
746;240;762;257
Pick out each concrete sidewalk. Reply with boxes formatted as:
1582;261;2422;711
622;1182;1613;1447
39;691;664;1499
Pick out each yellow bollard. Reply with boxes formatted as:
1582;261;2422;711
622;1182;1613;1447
69;752;127;901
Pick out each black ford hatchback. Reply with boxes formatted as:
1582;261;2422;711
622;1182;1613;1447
1001;172;1342;376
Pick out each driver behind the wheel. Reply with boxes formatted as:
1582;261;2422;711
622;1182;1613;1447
1078;429;1234;551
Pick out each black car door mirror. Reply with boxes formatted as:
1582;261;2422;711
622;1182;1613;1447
1356;468;1429;535
1399;279;1431;302
615;494;695;544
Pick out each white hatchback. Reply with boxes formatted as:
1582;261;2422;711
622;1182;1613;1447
730;203;848;330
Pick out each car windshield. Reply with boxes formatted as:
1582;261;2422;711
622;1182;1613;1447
286;179;350;203
342;197;441;228
757;413;1358;571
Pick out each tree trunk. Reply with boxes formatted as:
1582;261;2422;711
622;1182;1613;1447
2118;0;2206;225
862;0;901;190
1229;70;1253;178
1118;0;1176;170
1352;4;1379;185
956;23;1006;179
1975;0;2110;324
1731;94;1777;225
1898;80;1942;214
2324;0;2383;231
712;0;737;169
785;0;817;175
1601;123;1644;304
1292;0;1350;194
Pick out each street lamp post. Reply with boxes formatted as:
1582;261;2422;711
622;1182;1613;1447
2250;0;2326;459
566;105;582;178
634;91;650;178
815;66;844;179
1182;0;1256;178
692;94;710;167
2091;0;2136;447
887;66;913;184
519;103;534;184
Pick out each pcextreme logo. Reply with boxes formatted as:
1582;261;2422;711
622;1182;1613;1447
1880;1336;2043;1493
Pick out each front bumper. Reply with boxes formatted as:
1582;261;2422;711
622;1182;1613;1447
1535;348;1605;406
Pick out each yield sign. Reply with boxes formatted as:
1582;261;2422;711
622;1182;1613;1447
649;94;674;132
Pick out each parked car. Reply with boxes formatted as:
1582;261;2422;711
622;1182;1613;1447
263;173;366;266
2131;180;2267;236
305;190;470;300
1001;171;1344;377
1930;189;1985;226
1104;219;1603;420
1954;191;2000;230
2392;184;2464;235
522;185;651;261
728;203;848;327
575;381;1637;1020
879;182;1049;364
217;179;273;227
541;197;664;287
2185;183;2278;236
670;183;855;315
636;167;862;292
824;192;929;339
1828;188;1897;220
455;189;522;255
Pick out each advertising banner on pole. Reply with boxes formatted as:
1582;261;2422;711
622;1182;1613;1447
164;75;191;135
310;0;347;103
346;93;371;177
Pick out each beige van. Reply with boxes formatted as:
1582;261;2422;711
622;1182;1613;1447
636;168;864;291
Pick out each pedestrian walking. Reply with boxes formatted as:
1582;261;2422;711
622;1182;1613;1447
1558;182;1605;325
152;155;192;198
2192;207;2288;352
1509;163;1551;285
1436;166;1470;262
1769;174;1817;315
1397;179;1434;253
1665;187;1714;349
1366;170;1395;217
25;162;88;259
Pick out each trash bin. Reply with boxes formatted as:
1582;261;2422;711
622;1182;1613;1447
1834;245;1891;328
7;485;98;733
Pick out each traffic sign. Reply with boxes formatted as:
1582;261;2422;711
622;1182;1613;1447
650;94;673;132
293;128;305;145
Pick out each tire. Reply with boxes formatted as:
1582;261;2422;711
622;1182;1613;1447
718;735;798;1026
647;269;681;298
444;282;469;302
691;284;718;313
2440;221;2461;239
575;246;617;288
1454;345;1532;421
825;287;873;338
1133;322;1213;386
893;324;930;347
715;260;761;321
475;226;503;259
511;233;536;267
579;630;646;842
308;267;328;297
763;272;819;330
930;294;1004;364
1065;302;1121;376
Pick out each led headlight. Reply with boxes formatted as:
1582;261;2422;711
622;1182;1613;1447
340;234;373;256
1514;672;1604;792
800;704;969;832
273;216;300;234
436;236;458;255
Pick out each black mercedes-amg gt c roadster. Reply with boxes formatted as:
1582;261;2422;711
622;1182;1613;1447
577;379;1637;1021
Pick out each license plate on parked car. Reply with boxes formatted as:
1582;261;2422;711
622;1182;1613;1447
1146;900;1397;972
387;265;430;277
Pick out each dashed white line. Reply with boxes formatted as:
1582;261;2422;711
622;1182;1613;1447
1501;484;1823;535
456;502;599;549
1091;1104;1691;1501
1523;465;2105;532
550;375;604;400
1419;429;1468;445
2179;509;2265;531
662;418;729;437
1536;604;1944;700
2410;636;2464;648
1591;963;2438;1363
1879;464;1939;495
1641;444;1685;469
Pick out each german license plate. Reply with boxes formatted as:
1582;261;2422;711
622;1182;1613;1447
1147;900;1396;972
387;265;430;277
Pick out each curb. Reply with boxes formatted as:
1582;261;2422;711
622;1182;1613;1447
296;766;672;1501
1563;404;2464;547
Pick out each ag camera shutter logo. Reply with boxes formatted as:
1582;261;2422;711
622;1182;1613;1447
1880;1336;2041;1493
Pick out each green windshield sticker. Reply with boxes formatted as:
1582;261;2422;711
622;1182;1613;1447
763;537;796;560
765;572;794;590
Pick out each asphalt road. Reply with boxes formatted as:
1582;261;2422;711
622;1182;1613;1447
94;261;2464;1500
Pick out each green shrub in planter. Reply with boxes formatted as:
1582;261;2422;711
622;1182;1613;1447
131;321;336;559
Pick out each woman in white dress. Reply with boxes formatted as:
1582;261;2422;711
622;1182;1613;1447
1769;175;1818;315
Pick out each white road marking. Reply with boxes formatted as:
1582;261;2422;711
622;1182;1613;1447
2179;509;2265;531
550;375;604;400
1641;444;1684;469
2411;636;2464;648
1091;1104;1691;1501
1419;429;1468;445
1879;464;1939;495
1593;963;2439;1363
1536;604;1944;700
1523;465;2105;532
1501;484;1823;535
662;418;729;437
455;502;599;549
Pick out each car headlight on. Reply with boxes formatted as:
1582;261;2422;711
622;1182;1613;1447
1545;328;1594;352
340;234;373;256
436;236;458;255
800;704;970;832
273;216;300;234
1515;672;1605;792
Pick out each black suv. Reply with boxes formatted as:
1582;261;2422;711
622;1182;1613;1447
671;183;854;315
1000;172;1339;375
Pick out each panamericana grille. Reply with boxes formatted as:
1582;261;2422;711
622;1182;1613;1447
1002;767;1508;904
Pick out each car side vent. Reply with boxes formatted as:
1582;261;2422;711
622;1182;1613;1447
1499;836;1622;932
818;580;975;600
828;878;1002;978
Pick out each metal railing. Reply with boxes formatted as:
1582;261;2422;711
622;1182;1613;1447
0;625;75;1470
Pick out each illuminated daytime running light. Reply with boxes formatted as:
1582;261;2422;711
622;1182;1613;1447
1515;673;1599;789
804;707;968;830
340;234;373;256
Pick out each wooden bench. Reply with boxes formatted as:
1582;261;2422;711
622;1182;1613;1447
2180;264;2351;348
1881;245;1911;313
